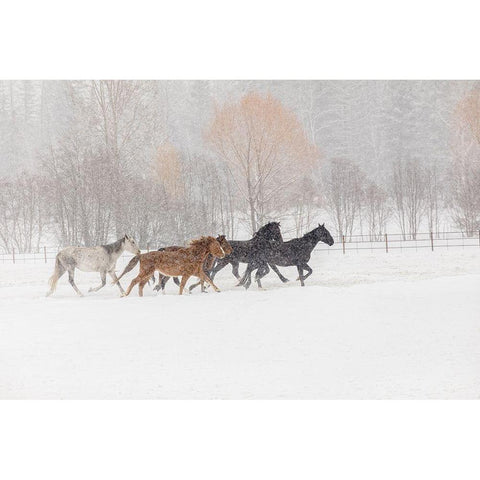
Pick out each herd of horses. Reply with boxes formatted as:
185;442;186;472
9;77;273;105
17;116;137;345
46;223;334;297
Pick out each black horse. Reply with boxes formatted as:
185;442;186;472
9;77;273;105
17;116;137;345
189;221;286;292
238;223;334;289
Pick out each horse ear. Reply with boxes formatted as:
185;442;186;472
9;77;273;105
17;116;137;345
322;223;325;227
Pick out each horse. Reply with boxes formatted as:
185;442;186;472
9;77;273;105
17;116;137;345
115;236;226;296
153;235;233;294
46;234;141;297
198;222;286;291
238;224;334;289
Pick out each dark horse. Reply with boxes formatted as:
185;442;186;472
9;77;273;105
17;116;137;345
193;221;286;292
238;223;334;289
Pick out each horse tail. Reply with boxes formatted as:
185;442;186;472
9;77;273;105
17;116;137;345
114;254;141;284
47;255;65;296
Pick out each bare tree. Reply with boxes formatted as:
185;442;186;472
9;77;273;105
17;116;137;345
0;172;45;253
392;160;426;239
424;165;442;237
364;182;390;240
323;158;366;239
207;92;318;233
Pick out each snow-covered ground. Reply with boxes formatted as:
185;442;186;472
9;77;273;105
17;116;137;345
1;249;479;399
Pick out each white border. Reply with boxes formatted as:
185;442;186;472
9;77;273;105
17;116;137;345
1;1;479;479
1;401;479;479
1;1;480;79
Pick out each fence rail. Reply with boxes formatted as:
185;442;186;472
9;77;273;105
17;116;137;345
316;230;480;254
1;231;479;264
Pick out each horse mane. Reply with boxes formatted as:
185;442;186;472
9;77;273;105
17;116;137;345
303;226;320;239
253;222;279;238
102;237;125;254
188;236;215;248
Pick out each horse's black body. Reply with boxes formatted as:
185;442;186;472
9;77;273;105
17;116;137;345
152;223;284;294
190;222;286;292
238;224;334;289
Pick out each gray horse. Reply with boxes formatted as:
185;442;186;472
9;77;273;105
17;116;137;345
46;234;141;297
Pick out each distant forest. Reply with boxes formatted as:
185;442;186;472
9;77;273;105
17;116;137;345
0;80;479;253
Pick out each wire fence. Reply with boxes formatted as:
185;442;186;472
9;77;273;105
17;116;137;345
1;231;479;264
316;230;480;254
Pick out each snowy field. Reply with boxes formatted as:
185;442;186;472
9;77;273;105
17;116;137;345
1;249;479;399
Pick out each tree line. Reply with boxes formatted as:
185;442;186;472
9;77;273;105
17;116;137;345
0;81;479;253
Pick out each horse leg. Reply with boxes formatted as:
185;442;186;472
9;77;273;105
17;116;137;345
269;263;289;283
209;257;228;281
179;275;190;295
67;267;83;297
138;276;149;297
255;264;270;289
173;277;180;286
109;270;125;295
301;263;313;282
161;276;170;294
188;280;202;293
239;264;254;290
89;270;107;293
124;275;142;297
231;261;241;280
296;265;305;286
154;275;169;293
199;271;221;292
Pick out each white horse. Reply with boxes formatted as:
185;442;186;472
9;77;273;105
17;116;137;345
46;234;141;297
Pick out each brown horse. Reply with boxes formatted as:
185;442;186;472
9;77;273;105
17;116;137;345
116;236;226;296
154;235;233;293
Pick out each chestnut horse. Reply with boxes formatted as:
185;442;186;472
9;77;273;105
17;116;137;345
115;236;226;296
153;235;233;293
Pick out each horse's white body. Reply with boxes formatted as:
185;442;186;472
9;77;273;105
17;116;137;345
46;235;140;297
58;246;123;272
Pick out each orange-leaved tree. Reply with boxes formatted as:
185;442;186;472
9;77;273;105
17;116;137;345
452;86;480;235
154;141;184;202
206;93;318;233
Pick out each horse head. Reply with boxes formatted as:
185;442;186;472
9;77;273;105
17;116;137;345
315;223;334;246
209;236;226;259
216;235;233;256
254;222;283;246
124;234;141;255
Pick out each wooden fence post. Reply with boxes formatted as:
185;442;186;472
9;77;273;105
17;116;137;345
430;231;434;251
44;246;47;263
385;233;388;253
12;248;15;264
342;235;345;254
